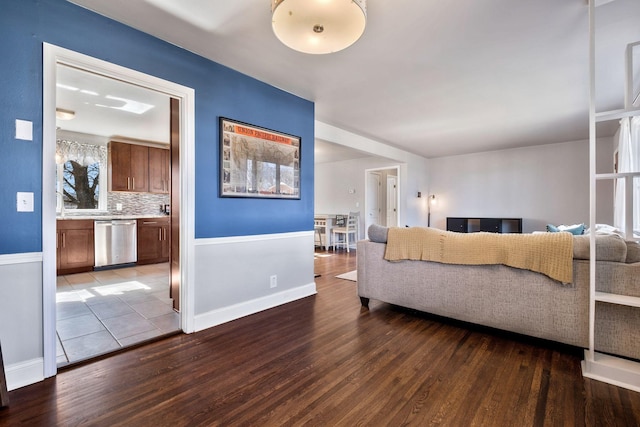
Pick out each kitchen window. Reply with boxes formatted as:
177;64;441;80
56;139;108;213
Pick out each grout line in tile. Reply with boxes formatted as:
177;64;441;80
57;262;171;366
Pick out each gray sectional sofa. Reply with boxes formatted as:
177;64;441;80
357;226;640;360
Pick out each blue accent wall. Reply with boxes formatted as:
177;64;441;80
0;0;314;254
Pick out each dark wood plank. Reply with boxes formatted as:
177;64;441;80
0;249;639;425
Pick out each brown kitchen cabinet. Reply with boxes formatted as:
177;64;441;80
57;219;95;275
148;146;170;194
108;141;149;192
137;217;170;265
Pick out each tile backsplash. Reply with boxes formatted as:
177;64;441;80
60;191;170;218
108;192;170;216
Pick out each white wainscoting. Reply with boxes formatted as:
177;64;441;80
5;358;44;391
193;231;316;332
0;253;45;390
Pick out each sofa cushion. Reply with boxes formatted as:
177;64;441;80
368;223;388;243
572;235;627;262
626;240;640;263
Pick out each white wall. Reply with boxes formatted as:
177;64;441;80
428;138;615;233
0;255;46;390
193;232;316;331
315;122;430;230
316;159;403;237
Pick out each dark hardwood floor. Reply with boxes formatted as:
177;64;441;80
1;249;639;426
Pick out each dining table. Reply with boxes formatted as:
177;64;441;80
314;214;346;250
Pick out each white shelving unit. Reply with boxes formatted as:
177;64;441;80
581;0;640;393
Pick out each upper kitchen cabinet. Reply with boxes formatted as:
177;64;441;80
109;141;169;193
148;146;170;194
109;141;149;192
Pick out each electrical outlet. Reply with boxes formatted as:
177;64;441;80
270;275;277;288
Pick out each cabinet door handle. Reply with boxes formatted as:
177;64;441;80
159;229;162;241
62;232;66;248
132;177;135;189
127;177;131;190
143;221;158;225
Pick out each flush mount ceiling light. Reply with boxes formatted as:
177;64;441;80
96;95;155;115
55;108;75;120
271;0;367;54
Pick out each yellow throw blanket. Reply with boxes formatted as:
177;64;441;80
384;227;574;284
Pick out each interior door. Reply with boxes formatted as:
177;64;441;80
170;97;181;312
386;175;398;226
366;171;381;231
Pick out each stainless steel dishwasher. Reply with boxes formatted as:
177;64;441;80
94;219;137;268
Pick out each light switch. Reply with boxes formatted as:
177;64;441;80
15;119;33;141
17;192;34;212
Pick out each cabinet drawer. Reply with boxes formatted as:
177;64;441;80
446;218;468;233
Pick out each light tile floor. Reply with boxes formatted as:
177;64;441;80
56;263;180;366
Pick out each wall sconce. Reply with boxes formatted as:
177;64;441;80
427;194;436;227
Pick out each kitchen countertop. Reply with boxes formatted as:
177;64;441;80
57;215;170;220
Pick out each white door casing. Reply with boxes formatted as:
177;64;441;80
366;171;381;231
386;175;398;226
42;43;196;378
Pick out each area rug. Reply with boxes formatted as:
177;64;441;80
314;253;333;258
336;270;357;282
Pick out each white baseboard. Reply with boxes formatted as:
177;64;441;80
6;358;44;391
194;283;317;332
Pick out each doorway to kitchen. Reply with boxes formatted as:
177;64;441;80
54;65;180;366
43;44;195;375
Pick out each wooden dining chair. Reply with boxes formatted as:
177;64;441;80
314;219;326;249
332;212;359;252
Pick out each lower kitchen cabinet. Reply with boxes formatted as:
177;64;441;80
137;217;170;265
57;219;95;275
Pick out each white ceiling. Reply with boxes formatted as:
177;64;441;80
65;0;640;158
56;65;170;144
314;139;372;164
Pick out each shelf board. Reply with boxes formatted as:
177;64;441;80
595;291;640;308
582;350;640;393
595;108;640;122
